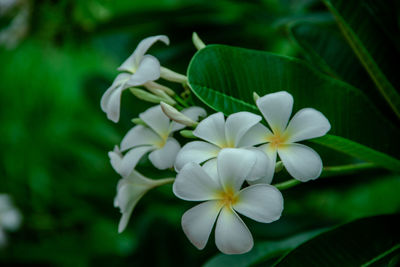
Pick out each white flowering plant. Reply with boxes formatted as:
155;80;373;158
100;30;400;260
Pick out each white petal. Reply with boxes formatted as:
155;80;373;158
285;108;331;143
170;106;207;132
215;207;253;254
101;84;123;123
193;112;226;147
124;55;161;88
278;143;323;181
237;123;272;147
181;201;222;250
250;144;277;185
256;91;293;133
139;105;171;139
202;158;218;182
181;106;207;121
217;149;257;192
245;148;271;182
225;112;261;147
100;73;130;113
115;170;158;232
120;125;163;151
118;35;169;72
119;146;154;177
148;138;181;169
174;141;220;171
173;162;222;201
108;146;123;175
116;187;145;232
117;184;145;233
233;184;283;223
115;171;153;212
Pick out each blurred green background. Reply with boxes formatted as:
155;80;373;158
1;0;399;266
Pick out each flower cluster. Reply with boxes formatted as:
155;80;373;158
101;34;330;254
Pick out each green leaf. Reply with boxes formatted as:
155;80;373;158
203;229;325;267
311;135;400;172
288;22;394;118
323;0;400;119
273;214;400;266
187;45;400;170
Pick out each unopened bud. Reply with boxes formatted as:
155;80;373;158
192;32;206;50
275;161;284;173
160;102;198;127
130;88;175;105
131;118;146;125
180;130;196;138
160;67;187;84
253;92;260;103
144;81;175;96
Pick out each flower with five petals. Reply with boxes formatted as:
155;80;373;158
100;35;169;123
173;149;284;254
240;91;331;182
175;112;272;182
113;105;206;177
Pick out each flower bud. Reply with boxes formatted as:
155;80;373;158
160;102;198;127
275;161;284;173
253;92;260;103
160;67;187;84
130;88;175;105
192;32;206;50
144;81;175;96
131;118;146;125
180;130;196;138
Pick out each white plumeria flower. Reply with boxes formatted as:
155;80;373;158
112;105;206;177
100;35;169;123
173;149;283;254
175;112;271;183
114;170;174;233
241;91;331;182
0;194;22;247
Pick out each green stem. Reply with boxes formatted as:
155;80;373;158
174;94;189;108
274;162;377;190
274;179;301;190
153;177;175;187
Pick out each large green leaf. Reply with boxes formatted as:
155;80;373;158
273;214;400;266
323;0;400;119
288;22;394;118
187;45;400;170
203;229;325;267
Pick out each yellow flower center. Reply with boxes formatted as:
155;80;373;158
267;131;288;149
154;139;167;148
219;139;235;149
218;187;239;207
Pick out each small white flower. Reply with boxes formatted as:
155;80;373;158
113;105;206;177
175;112;271;182
114;170;173;233
241;91;331;182
173;149;283;254
0;194;22;247
100;35;169;123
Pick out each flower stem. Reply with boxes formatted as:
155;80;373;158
153;177;175;187
274;162;377;190
174;94;190;108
